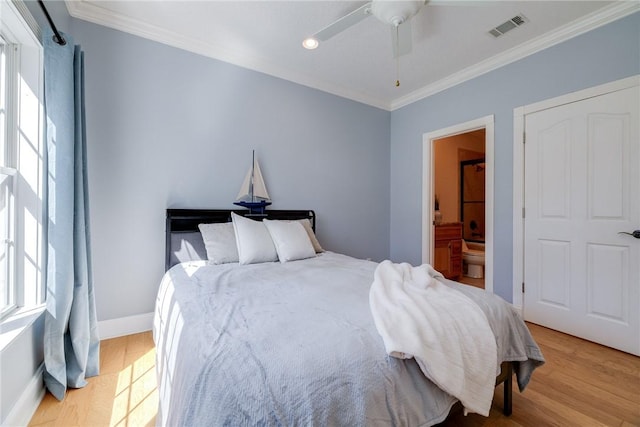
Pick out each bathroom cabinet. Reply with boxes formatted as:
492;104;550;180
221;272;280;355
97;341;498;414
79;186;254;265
434;223;462;279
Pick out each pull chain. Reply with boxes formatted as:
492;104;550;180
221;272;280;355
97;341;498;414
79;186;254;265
395;24;400;87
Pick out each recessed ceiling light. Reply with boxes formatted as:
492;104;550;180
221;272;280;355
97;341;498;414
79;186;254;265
302;37;319;50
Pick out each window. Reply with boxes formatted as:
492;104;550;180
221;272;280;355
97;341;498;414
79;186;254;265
0;36;17;315
0;1;44;319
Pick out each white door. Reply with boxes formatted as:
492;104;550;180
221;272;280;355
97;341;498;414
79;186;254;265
524;85;640;356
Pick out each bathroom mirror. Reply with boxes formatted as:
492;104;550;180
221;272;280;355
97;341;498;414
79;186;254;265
460;159;485;243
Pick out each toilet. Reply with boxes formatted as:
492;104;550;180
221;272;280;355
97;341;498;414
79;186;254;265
462;240;485;279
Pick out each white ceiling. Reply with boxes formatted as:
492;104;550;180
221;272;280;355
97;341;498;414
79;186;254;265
65;0;638;110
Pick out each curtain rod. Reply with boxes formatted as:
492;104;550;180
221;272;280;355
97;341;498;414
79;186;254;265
37;0;66;46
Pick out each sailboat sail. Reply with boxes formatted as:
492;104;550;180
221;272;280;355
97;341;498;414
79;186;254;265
235;153;270;203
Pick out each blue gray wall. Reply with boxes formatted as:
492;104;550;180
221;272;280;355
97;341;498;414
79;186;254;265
0;316;44;424
37;5;639;320
389;12;640;302
70;19;391;322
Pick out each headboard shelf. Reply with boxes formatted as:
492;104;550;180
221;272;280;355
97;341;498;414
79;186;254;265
165;209;316;270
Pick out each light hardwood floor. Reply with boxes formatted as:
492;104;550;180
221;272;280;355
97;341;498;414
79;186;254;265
29;323;640;427
29;333;157;427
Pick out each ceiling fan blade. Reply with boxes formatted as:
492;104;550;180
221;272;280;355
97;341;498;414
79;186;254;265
313;2;372;42
427;0;489;6
391;20;413;58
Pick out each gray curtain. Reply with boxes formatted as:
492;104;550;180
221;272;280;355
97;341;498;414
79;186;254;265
42;28;99;401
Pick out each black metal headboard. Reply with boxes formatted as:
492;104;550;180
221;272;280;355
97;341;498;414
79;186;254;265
165;209;316;270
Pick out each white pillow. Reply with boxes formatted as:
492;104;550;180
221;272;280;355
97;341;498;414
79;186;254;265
264;219;316;263
297;219;324;253
231;212;278;265
198;222;239;264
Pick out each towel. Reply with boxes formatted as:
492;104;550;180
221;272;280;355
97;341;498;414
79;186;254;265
369;260;498;416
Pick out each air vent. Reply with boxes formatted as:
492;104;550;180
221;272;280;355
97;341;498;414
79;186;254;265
489;14;528;38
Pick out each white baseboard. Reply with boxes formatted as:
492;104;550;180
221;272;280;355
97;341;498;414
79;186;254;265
3;363;45;427
98;312;154;340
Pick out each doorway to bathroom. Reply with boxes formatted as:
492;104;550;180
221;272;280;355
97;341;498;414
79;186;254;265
435;131;485;288
422;116;494;292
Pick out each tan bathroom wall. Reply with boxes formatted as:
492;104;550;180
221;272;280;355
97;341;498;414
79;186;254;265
433;130;485;223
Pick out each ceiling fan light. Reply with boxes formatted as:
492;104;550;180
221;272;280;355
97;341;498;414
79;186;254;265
302;37;319;50
371;0;424;26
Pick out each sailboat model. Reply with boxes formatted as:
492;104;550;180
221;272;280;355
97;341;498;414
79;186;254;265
233;151;272;214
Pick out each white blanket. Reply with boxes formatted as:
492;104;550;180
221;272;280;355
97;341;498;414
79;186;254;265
369;260;498;416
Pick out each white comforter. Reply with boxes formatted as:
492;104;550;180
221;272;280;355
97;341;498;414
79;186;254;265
369;260;498;416
154;252;544;426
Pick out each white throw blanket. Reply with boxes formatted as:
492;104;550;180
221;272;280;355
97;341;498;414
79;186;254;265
369;260;498;416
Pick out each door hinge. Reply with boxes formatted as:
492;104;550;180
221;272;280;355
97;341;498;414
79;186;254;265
522;207;525;218
523;132;526;144
522;282;525;293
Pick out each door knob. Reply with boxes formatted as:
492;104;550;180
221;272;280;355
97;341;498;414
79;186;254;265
618;230;640;239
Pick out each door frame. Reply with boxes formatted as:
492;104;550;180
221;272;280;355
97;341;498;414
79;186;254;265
512;74;639;312
422;115;494;293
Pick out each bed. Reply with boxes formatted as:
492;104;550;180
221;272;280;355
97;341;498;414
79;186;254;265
154;209;544;426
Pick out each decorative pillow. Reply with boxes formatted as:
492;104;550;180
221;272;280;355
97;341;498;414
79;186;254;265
198;222;239;264
231;212;278;265
263;220;316;263
297;219;324;253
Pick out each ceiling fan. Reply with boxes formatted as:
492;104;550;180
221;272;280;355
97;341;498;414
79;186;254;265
303;1;427;58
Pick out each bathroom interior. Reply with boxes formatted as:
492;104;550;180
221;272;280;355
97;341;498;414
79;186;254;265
433;129;486;289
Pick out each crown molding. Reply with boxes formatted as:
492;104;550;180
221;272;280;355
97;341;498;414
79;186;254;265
390;1;640;111
65;1;638;112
